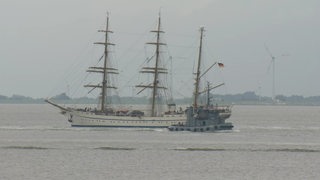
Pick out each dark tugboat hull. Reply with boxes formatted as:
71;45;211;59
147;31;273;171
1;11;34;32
168;123;233;132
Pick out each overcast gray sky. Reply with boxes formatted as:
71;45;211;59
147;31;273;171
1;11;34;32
1;0;319;98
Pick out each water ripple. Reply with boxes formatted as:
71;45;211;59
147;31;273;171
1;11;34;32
173;147;320;153
2;146;51;150
94;146;136;151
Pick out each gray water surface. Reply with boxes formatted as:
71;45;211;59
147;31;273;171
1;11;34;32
0;104;319;180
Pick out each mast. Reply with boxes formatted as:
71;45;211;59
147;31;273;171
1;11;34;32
85;14;117;112
136;14;167;117
206;82;211;107
193;27;205;108
100;15;110;111
151;15;161;116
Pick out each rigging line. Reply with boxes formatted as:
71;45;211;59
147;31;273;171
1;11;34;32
121;18;167;96
87;86;98;94
111;45;119;68
117;29;150;70
48;34;99;98
121;45;149;73
167;32;197;38
201;37;230;95
117;73;140;94
199;62;217;79
98;53;104;62
203;40;219;64
172;88;188;99
65;66;92;97
117;31;146;36
146;54;155;63
175;80;193;95
120;21;166;87
57;48;104;99
136;46;160;75
167;44;197;48
70;72;91;98
170;37;199;74
162;46;173;67
65;19;113;100
212;64;228;94
160;34;176;70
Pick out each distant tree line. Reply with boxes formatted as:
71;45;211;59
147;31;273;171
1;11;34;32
1;92;320;105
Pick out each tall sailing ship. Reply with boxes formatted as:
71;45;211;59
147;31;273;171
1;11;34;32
46;15;186;128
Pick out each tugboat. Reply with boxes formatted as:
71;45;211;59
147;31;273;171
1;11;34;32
168;27;233;132
168;96;233;132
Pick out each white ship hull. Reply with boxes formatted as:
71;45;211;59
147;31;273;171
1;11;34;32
67;110;186;128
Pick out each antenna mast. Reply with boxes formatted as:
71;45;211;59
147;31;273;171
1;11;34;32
193;27;205;108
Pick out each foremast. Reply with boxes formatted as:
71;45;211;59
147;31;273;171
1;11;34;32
85;15;118;112
136;15;168;117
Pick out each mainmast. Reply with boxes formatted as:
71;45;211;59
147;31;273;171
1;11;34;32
193;27;205;108
151;15;162;117
136;15;167;117
85;14;118;112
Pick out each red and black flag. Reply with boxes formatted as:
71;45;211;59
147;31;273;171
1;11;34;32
218;63;224;68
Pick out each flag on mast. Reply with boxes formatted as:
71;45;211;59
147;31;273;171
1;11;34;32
218;63;224;68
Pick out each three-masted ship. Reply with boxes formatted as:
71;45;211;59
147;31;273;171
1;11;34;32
46;15;186;128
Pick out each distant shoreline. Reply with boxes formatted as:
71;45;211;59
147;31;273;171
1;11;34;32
1;91;320;106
